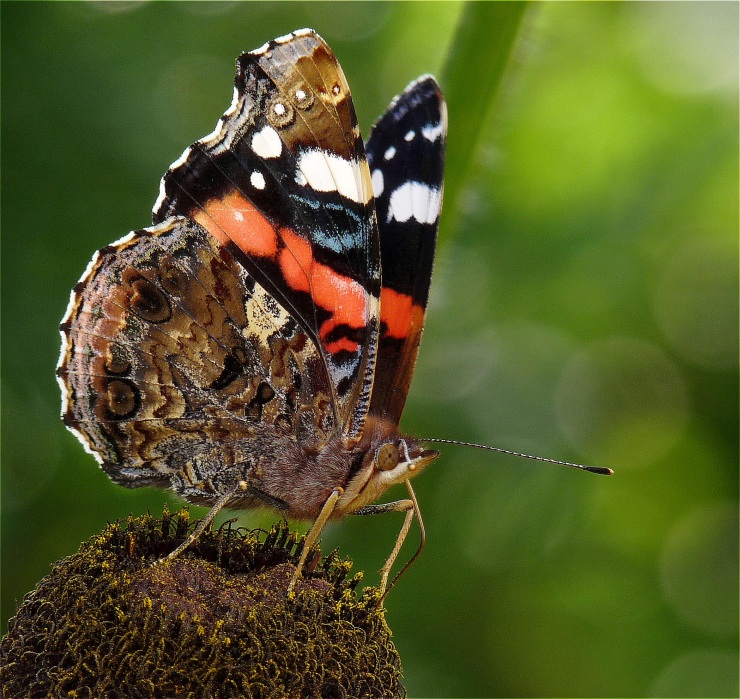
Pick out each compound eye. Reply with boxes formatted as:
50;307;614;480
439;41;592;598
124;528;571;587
376;442;400;472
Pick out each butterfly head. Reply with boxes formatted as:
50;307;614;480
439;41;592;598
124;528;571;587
337;422;439;515
375;439;439;481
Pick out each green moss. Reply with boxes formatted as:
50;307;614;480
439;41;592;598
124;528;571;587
1;510;405;698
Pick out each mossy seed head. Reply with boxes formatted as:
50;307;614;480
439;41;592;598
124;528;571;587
1;510;406;698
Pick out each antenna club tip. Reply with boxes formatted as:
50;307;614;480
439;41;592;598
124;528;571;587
587;466;614;476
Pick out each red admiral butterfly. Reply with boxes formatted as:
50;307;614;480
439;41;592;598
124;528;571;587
57;29;446;592
57;29;610;593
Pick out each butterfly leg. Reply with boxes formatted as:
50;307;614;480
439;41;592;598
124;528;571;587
159;480;250;563
288;487;343;595
352;480;425;594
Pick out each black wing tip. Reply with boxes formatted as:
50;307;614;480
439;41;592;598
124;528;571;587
412;74;442;90
403;74;444;102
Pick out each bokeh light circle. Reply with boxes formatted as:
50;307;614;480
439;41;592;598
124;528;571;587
556;337;688;468
654;241;737;370
650;649;738;698
622;2;738;97
660;501;738;637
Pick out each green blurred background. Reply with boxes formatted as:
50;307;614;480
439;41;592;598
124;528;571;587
3;2;738;697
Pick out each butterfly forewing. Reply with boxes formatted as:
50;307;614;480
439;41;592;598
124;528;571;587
153;29;380;441
365;76;447;423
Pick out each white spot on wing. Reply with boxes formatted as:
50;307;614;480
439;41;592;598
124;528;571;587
154;146;193;213
224;86;240;116
109;230;138;248
191;86;253;160
422;120;444;142
404;130;415;142
69;424;105;464
296;150;370;204
169;146;193;172
387;181;441;225
371;169;384;197
154;179;168;214
251;125;282;159
56;368;69;414
275;31;297;44
250;171;266;190
201;86;241;147
384;146;396;161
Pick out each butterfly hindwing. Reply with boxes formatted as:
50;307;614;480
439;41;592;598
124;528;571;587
57;217;342;515
365;76;447;423
153;29;380;441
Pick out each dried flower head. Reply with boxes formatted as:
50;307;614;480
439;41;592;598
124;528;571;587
1;510;405;698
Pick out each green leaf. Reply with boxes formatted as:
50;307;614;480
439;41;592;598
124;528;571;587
440;1;528;244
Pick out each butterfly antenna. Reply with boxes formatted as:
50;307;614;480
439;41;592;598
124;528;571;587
422;438;613;476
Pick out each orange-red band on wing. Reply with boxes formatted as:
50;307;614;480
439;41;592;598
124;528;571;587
194;190;369;354
279;228;366;353
380;287;425;340
194;190;279;257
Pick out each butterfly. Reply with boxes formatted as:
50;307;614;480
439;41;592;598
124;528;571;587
56;28;447;593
